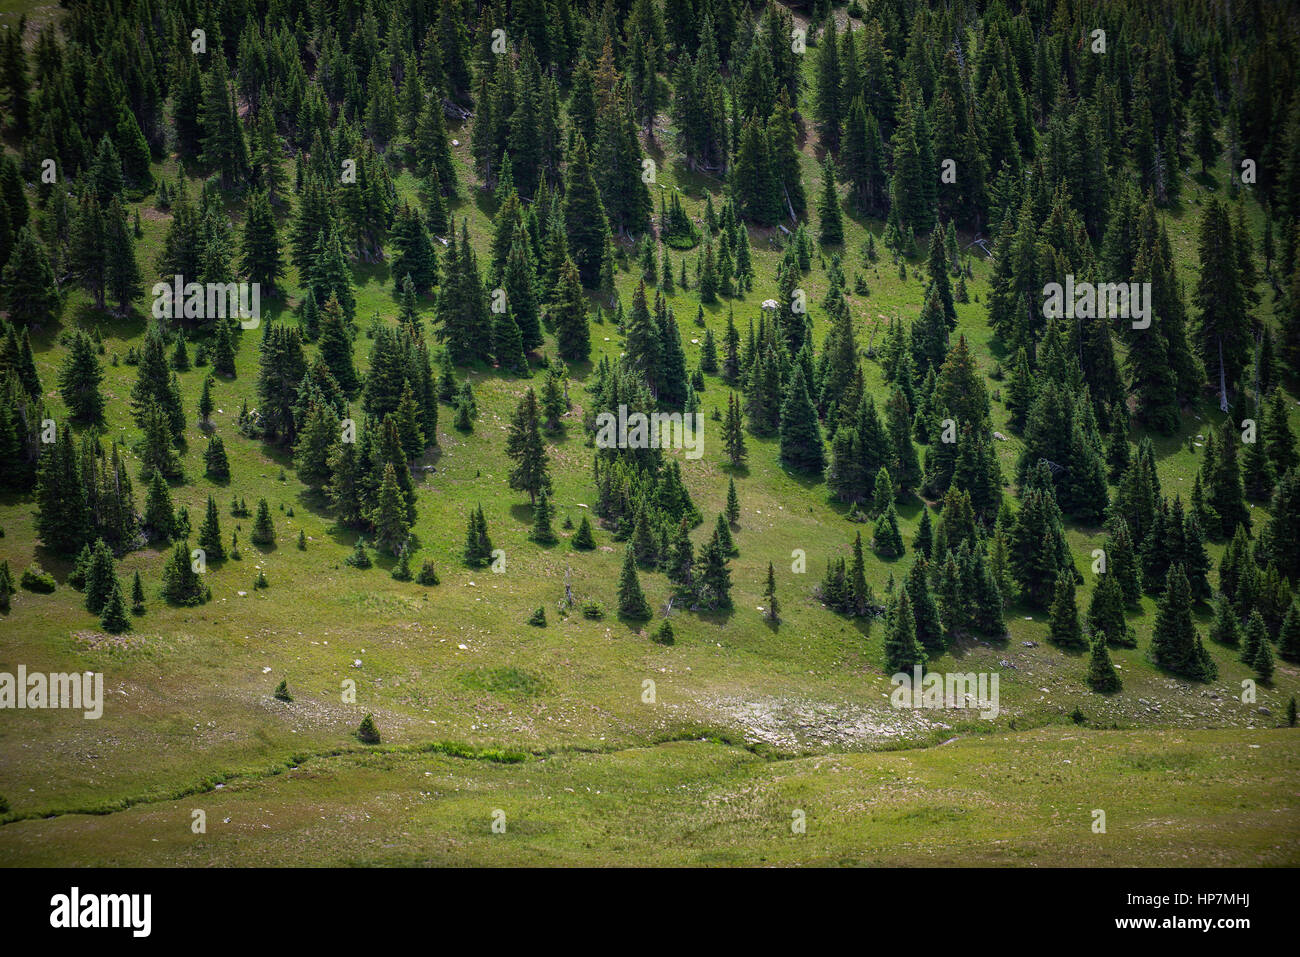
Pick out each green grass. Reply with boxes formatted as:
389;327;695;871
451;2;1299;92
0;728;1293;866
1;4;1298;866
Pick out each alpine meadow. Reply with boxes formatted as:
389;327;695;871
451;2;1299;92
1;0;1299;871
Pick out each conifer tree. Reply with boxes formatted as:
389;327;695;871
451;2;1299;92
572;513;596;550
778;366;824;475
1086;635;1122;693
617;546;652;620
562;136;610;287
197;495;225;562
160;540;205;605
530;489;557;545
1;226;57;327
58;331;105;425
884;589;926;673
506;388;551;505
872;501;905;558
551;258;591;362
1088;572;1135;647
250;498;275;546
1278;601;1300;663
99;575;130;634
204;435;230;479
1240;609;1268;666
763;561;780;623
723;392;747;466
725;478;740;527
817;156;843;246
240;189;284;292
1151;566;1217;680
1048;572;1087;650
130;570;145;615
697;525;733;609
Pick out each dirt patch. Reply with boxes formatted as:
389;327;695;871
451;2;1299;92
682;691;947;751
73;630;148;651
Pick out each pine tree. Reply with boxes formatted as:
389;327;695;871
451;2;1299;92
530;489;557;545
197;495;225;562
160;541;205;605
1088;572;1135;647
1;226;57;327
99;575;130;634
562;135;610;286
1240;609;1268;666
83;539;116;615
58;331;105;425
884;589;927;673
506;388;551;505
817;156;843;246
551;258;590;362
1253;627;1275;682
357;714;381;744
697;524;733;609
762;561;780;623
872;501;905;558
778;366;824;474
725;478;740;527
204;435;230;479
369;463;411;554
572;513;596;550
1086;635;1122;693
617;546;652;619
914;507;934;558
723;392;747;466
317;294;358;396
130;570;145;615
1279;601;1300;663
1151;565;1217;680
1048;572;1087;650
240;189;284;292
250;498;275;546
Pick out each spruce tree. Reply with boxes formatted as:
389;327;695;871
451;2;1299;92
1086;635;1122;694
763;561;780;623
197;495;225;562
505;387;551;505
817;156;843;246
250;498;275;546
884;589;927;673
617;546;652;619
58;331;105;425
1151;566;1216;680
778;366;825;474
99;575;130;634
872;502;905;558
530;489;557;545
572;514;596;550
1048;572;1087;650
1088;572;1135;647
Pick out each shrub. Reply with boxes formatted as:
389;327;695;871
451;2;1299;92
582;600;604;620
357;714;381;744
345;540;372;569
20;564;56;593
274;679;292;702
528;606;547;626
654;620;675;645
416;561;440;586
